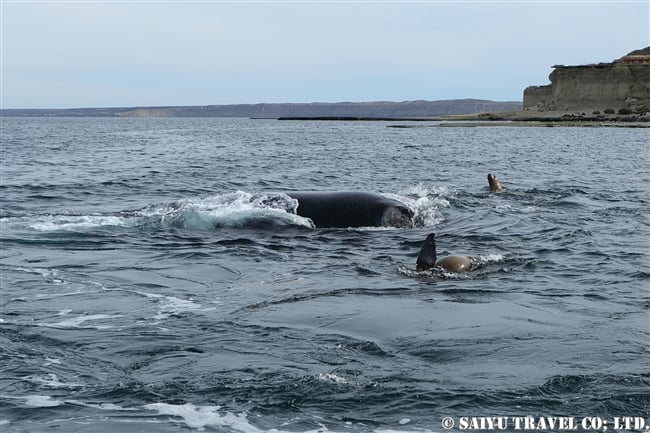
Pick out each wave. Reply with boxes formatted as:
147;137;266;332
0;191;310;234
394;183;451;227
133;191;312;230
1;188;452;234
1;397;436;433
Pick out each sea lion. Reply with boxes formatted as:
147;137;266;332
487;173;503;192
416;233;477;272
286;191;414;228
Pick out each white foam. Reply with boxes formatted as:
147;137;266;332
17;395;136;411
41;313;121;329
66;400;136;411
138;191;313;229
386;187;450;227
5;191;314;233
23;395;64;407
43;357;62;366
28;215;128;231
11;395;440;433
478;253;505;263
317;372;350;385
27;373;84;389
13;267;65;284
495;203;539;214
34;290;93;300
144;402;263;433
144;402;439;433
154;296;212;320
413;196;448;227
400;183;452;198
139;292;215;321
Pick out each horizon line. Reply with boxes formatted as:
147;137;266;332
1;98;523;112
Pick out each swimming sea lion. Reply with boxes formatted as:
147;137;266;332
487;173;503;192
416;233;477;273
286;191;414;228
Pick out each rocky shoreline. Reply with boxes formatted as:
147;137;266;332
278;110;649;127
423;110;650;127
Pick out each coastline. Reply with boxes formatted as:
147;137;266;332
278;110;650;127
421;110;649;128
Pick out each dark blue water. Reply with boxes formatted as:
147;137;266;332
1;117;648;432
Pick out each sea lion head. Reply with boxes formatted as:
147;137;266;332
487;173;503;192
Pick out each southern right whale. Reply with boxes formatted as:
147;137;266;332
286;191;414;228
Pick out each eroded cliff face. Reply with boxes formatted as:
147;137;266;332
524;48;650;114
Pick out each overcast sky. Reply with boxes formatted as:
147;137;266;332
2;1;648;108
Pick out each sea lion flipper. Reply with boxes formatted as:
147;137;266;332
416;233;437;271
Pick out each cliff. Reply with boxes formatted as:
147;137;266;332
523;47;650;114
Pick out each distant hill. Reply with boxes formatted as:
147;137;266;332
2;99;522;118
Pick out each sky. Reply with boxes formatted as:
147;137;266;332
1;1;649;109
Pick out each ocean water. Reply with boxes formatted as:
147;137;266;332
0;117;648;433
